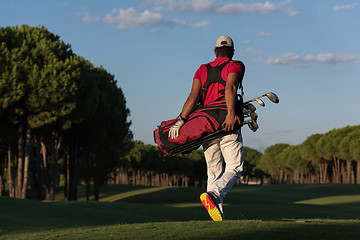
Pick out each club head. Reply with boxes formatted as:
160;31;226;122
244;103;256;112
265;92;279;103
256;98;265;107
250;112;258;122
247;120;258;132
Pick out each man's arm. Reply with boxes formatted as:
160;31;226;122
222;73;241;131
179;78;202;121
168;78;202;139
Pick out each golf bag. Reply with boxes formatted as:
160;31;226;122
154;90;279;157
153;96;243;157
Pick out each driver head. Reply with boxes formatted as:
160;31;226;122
265;92;279;103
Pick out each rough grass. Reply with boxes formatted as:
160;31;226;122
1;184;360;239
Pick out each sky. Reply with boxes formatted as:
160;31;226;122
1;0;359;152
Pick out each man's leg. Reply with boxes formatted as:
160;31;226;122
203;139;223;192
201;139;224;221
211;130;244;203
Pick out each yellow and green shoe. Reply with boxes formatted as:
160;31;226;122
200;192;223;221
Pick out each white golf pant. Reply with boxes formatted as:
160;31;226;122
203;130;244;212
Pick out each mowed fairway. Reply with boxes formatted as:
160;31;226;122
0;184;360;239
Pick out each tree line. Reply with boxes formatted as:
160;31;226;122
107;140;263;188
109;125;360;187
257;125;360;184
0;25;132;201
110;141;209;187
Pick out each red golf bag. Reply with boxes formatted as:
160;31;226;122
153;97;243;157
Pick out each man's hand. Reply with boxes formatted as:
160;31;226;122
222;113;241;131
169;119;185;139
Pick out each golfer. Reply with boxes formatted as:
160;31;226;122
168;36;245;221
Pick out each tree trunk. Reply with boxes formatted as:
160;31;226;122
8;146;15;197
332;156;341;184
21;151;30;199
74;143;79;200
65;138;79;201
340;162;346;184
279;169;284;184
117;167;128;184
148;170;152;186
300;171;304;184
16;121;27;198
50;133;61;200
319;162;323;183
320;162;328;184
41;141;52;200
346;161;352;184
351;166;355;184
31;137;43;200
94;183;100;201
324;162;328;183
132;170;136;185
65;154;70;200
21;128;32;199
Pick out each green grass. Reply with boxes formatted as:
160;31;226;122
1;184;360;239
2;220;360;240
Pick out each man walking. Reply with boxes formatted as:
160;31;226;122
168;36;245;221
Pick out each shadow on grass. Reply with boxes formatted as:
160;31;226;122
1;184;360;231
109;184;360;220
1;220;360;240
88;184;360;221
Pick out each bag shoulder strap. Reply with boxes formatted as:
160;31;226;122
203;60;229;90
198;60;230;105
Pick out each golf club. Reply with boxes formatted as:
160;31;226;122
243;92;280;105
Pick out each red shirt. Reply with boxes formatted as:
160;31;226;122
194;57;244;105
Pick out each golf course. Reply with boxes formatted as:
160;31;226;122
1;184;359;240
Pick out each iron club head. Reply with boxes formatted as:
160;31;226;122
244;103;256;112
250;112;258;121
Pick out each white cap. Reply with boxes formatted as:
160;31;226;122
215;35;234;48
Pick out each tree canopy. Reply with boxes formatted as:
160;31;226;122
0;25;132;200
